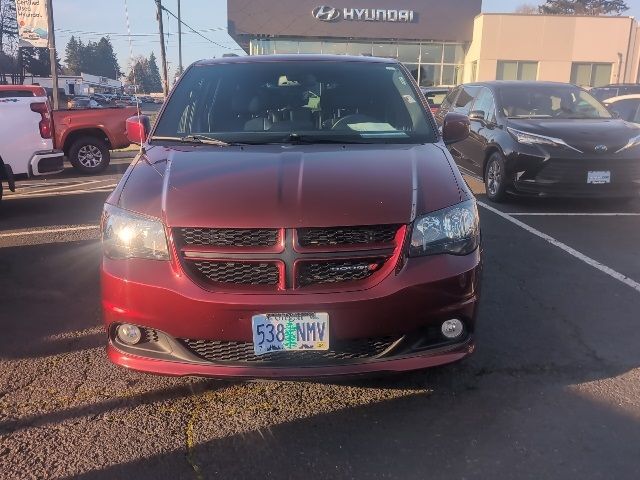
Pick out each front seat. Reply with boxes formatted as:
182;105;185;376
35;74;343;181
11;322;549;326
244;95;273;131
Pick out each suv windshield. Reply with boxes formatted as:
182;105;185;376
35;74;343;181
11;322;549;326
499;84;611;119
153;60;436;144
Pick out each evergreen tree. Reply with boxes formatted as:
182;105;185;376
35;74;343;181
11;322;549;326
64;36;122;79
64;36;82;75
21;47;62;76
94;37;122;78
147;52;162;92
539;0;629;15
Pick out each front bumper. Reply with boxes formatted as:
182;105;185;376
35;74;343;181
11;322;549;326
509;155;640;198
102;249;482;378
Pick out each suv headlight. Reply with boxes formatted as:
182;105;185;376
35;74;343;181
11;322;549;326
102;204;169;260
409;199;480;257
507;127;582;153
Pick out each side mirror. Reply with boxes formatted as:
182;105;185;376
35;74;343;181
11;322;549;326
468;110;486;122
442;112;470;145
126;115;151;145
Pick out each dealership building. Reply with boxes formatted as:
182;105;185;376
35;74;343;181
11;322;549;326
227;0;640;88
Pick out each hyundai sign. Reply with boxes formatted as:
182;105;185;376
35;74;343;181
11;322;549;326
312;5;416;23
228;0;481;42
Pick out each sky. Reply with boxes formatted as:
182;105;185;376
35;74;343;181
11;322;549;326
50;0;640;80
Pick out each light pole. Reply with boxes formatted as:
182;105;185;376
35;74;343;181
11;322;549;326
46;0;59;109
178;0;183;75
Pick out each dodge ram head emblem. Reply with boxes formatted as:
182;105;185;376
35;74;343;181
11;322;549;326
594;144;608;153
313;6;340;21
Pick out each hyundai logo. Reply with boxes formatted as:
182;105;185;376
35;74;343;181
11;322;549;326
313;5;340;21
594;144;608;153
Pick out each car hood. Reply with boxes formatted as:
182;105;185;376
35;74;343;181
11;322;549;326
507;118;640;153
116;143;464;228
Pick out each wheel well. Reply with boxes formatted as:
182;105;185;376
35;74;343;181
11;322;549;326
482;147;501;177
63;129;111;155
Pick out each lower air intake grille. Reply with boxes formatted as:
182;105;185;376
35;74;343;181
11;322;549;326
181;337;398;365
188;261;279;286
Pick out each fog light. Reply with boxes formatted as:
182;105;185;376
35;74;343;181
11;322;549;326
116;324;142;345
441;319;464;339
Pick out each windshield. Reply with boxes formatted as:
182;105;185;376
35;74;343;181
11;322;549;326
153;60;436;144
499;85;612;119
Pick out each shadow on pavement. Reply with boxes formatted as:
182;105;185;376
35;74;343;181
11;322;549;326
62;379;640;480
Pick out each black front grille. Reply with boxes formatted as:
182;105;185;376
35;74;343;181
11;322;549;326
298;225;398;247
181;337;398;365
179;228;279;247
297;259;384;287
187;261;279;286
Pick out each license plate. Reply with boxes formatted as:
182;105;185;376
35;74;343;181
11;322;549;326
251;313;329;355
587;171;611;184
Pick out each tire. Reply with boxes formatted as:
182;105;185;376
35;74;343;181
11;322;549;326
68;136;110;174
484;152;510;203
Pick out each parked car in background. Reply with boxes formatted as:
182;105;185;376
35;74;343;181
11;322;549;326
102;55;480;379
53;105;137;173
67;96;100;109
590;84;640;102
420;86;450;114
436;81;640;202
92;93;114;106
604;94;640;123
0;85;63;202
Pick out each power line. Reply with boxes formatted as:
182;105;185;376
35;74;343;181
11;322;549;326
158;4;242;50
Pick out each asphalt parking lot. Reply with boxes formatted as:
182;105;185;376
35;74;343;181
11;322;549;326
1;159;639;479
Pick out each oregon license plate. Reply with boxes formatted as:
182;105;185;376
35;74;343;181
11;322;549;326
587;171;611;184
251;313;329;355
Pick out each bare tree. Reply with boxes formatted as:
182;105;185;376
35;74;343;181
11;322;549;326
539;0;629;15
515;4;540;13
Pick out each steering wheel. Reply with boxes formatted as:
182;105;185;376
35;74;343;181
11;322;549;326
330;114;377;131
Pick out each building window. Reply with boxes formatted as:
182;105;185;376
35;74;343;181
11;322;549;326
471;61;478;81
248;39;465;88
496;61;538;81
570;63;612;87
274;40;299;54
298;41;323;54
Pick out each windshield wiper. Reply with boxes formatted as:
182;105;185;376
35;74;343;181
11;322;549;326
151;135;239;146
284;133;370;144
179;134;232;146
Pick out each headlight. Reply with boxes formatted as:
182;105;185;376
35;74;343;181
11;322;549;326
616;133;640;154
507;127;582;153
102;204;169;260
409;200;480;257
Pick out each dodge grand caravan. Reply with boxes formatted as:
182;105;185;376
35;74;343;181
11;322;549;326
101;55;481;378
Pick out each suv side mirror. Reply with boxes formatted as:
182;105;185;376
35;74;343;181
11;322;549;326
468;110;486;122
126;115;151;145
442;112;470;145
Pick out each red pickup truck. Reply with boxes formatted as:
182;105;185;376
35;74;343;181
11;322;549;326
52;106;137;174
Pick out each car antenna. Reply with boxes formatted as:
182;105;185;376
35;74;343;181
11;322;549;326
124;0;145;156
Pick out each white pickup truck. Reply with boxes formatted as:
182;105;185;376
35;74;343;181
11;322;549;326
0;85;64;202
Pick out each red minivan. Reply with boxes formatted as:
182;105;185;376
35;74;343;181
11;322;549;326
101;55;481;379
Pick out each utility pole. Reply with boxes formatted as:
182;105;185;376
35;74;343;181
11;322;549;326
177;0;183;75
46;0;59;109
155;0;169;97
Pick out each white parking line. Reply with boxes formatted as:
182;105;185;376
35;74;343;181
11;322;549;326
478;201;640;294
21;179;105;195
0;225;99;238
509;212;640;217
5;185;117;200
